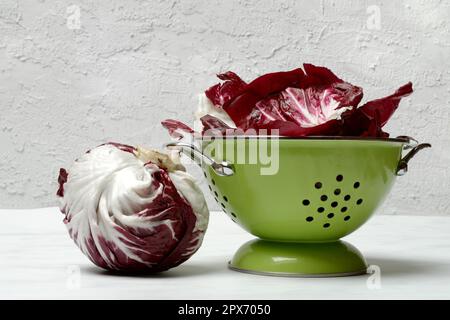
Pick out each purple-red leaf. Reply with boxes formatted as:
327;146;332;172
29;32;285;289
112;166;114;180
205;71;247;107
223;68;306;127
252;119;342;137
342;82;413;137
219;64;363;134
359;82;413;127
161;119;194;140
200;114;233;135
162;64;413;138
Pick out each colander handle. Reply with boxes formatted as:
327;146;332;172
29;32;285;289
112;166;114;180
164;141;235;177
396;135;419;150
396;142;431;176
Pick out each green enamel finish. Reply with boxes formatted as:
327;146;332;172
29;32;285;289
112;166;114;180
203;138;403;241
200;138;404;276
229;239;367;277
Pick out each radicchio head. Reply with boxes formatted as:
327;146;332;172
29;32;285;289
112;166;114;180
57;143;209;272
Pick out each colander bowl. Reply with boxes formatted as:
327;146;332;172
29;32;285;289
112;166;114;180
166;136;430;277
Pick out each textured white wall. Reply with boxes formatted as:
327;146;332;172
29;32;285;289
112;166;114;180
0;0;449;215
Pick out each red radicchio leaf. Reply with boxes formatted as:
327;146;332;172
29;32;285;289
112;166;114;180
200;115;263;136
301;64;364;109
301;63;341;86
252;119;342;137
199;114;342;137
162;64;412;138
101;142;136;154
342;82;413;137
358;82;413;127
223;68;306;127
161;119;195;140
243;68;305;96
200;114;234;135
205;71;247;107
206;64;363;135
56;168;68;197
200;115;255;136
363;110;389;138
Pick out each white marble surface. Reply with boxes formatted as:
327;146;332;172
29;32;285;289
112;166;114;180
1;208;450;300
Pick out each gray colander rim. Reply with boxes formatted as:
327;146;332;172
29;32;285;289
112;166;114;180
196;135;410;144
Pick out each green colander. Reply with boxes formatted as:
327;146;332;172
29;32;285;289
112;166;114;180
166;136;430;277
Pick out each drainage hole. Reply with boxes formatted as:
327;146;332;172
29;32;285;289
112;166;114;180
323;223;330;228
344;195;351;201
208;185;212;191
203;171;207;178
315;182;322;189
353;181;360;189
356;198;363;205
327;213;335;218
334;188;341;195
231;212;237;218
214;191;218;197
220;203;226;209
211;179;216;185
320;195;328;201
341;207;348;213
317;207;325;213
331;201;338;208
302;199;310;206
336;174;343;182
223;196;228;202
306;216;314;222
344;215;351;221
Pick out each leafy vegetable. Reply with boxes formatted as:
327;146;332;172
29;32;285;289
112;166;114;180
163;63;412;138
57;143;208;272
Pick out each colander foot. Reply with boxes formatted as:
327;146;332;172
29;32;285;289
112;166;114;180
228;239;368;277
